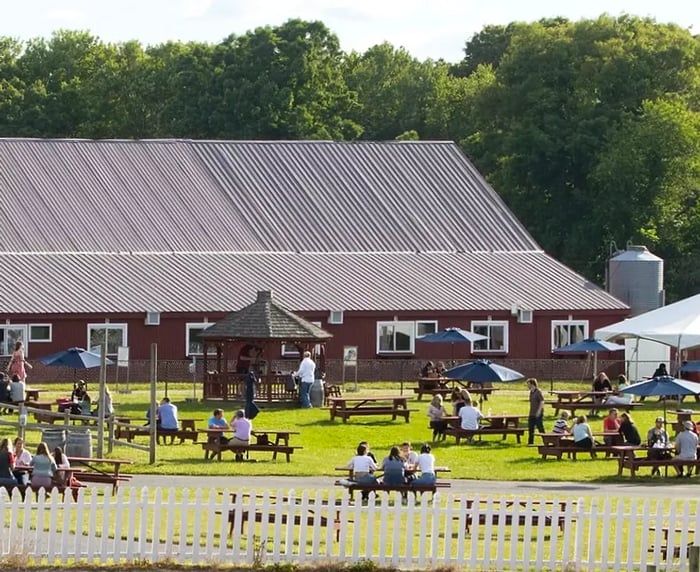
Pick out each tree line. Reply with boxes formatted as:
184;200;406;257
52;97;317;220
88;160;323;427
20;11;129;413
1;15;699;300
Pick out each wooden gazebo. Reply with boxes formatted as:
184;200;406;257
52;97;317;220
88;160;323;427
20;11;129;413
199;290;333;402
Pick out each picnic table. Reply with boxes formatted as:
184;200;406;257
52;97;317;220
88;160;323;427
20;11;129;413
609;444;700;478
201;429;302;462
67;456;133;494
25;388;43;402
327;395;414;423
413;378;498;400
537;432;622;460
546;391;641;416
442;414;526;443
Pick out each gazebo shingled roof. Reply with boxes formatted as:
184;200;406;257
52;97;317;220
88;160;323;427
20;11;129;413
200;290;333;341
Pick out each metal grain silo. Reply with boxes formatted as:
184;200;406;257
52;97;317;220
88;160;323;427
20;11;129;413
607;244;664;316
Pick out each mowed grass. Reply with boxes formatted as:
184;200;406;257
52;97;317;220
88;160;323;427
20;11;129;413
1;380;696;482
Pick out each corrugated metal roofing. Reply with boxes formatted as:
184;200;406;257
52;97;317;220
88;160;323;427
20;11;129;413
0;139;539;254
0;138;626;315
0;251;627;313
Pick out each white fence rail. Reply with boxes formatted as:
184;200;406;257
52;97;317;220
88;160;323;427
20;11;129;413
0;487;698;570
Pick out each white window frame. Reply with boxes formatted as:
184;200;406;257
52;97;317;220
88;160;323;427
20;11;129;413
0;325;28;356
87;323;128;356
185;322;212;357
415;320;438;338
376;321;415;354
471;320;509;353
29;324;52;343
551;320;589;350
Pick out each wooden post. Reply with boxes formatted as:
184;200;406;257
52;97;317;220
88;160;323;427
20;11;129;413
96;343;107;458
689;545;700;572
149;343;158;465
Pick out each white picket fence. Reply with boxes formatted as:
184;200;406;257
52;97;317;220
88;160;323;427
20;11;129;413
0;486;698;570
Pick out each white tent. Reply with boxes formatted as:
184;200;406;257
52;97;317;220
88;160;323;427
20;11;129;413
595;293;700;350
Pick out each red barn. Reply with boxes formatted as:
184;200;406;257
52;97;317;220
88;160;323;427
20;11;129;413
0;139;628;381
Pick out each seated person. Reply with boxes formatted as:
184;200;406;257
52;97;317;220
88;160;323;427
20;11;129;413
0;373;11;413
420;361;436;378
71;380;88;402
552;411;572;434
592;372;613;405
79;393;92;417
647;416;671;475
92;386;114;417
208;408;229;444
229;409;251;462
9;375;25;404
653;363;669;378
435;362;449;386
381;446;407;485
618;412;642;445
451;390;466;416
458;400;483;431
602;408;622;446
12;437;32;485
411;444;437;486
156;397;179;431
572;415;595;453
427;395;449;441
399;441;419;479
675;420;699;477
345;443;378;483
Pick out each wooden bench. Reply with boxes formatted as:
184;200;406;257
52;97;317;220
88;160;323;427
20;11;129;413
456;498;573;532
536;444;622;460
546;401;642;416
116;418;199;444
335;480;451;499
71;471;133;493
1;481;82;501
618;456;700;478
330;407;415;423
445;426;526;444
413;387;451;400
201;441;302;462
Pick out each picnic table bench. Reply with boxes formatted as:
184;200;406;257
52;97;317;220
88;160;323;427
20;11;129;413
413;381;497;401
335;480;451;499
222;492;343;540
116;418;199;444
443;414;526;444
612;445;700;478
454;497;574;532
327;395;414;423
545;400;641;416
201;429;301;462
536;432;623;460
68;456;133;494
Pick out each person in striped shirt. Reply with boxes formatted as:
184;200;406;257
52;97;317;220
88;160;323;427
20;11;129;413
552;410;571;434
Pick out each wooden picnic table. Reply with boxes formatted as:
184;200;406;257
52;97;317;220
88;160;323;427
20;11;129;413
327;395;413;423
25;388;44;401
413;378;498;400
443;414;523;428
67;456;134;493
201;429;302;462
334;465;451;479
251;429;300;447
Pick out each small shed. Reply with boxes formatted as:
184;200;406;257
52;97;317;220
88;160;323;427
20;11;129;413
199;290;333;402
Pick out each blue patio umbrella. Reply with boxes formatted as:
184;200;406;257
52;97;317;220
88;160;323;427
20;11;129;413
444;359;525;384
620;375;700;421
38;347;114;368
418;328;488;364
553;338;625;381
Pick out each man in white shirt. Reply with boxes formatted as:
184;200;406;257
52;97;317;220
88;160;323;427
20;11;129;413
294;351;316;408
458;400;484;430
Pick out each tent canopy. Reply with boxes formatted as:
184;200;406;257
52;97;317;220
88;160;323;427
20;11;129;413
595;293;700;350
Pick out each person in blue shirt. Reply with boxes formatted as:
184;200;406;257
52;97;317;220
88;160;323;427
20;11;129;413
206;408;229;460
156;397;179;430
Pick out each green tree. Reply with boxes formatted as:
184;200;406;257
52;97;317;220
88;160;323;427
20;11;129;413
211;19;360;140
0;37;24;135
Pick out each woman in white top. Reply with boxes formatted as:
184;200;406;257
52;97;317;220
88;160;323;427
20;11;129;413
345;443;378;483
411;444;436;485
572;415;594;450
427;395;449;441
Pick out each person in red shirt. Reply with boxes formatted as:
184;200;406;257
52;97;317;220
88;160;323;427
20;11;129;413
603;408;623;446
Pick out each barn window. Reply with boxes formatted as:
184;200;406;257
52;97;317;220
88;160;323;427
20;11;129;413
186;323;212;356
377;321;415;353
471;321;508;352
551;320;588;350
87;324;127;356
415;321;438;338
0;325;27;356
29;324;52;343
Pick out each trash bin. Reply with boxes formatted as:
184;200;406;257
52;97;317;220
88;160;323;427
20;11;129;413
310;378;325;408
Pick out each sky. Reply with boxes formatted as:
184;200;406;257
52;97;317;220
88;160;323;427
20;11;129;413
1;0;699;62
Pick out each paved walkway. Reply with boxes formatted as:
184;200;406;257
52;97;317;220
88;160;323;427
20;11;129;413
125;474;699;499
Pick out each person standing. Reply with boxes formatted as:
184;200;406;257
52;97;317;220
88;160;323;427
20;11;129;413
527;378;545;445
294;351;316;409
6;341;31;381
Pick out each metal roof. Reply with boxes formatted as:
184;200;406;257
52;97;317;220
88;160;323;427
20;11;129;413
200;290;333;341
0;138;627;315
0;138;538;254
0;251;626;313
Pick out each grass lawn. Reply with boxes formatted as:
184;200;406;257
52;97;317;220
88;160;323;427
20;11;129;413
2;380;696;482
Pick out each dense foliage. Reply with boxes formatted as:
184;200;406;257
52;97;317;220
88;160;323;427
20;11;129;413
2;16;700;299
